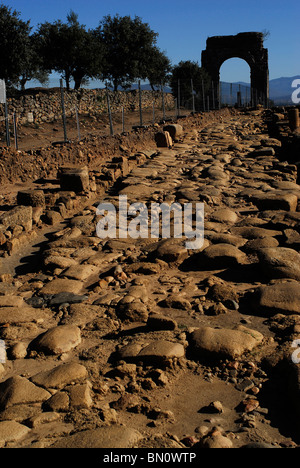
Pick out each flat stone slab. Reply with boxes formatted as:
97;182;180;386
40;279;84;295
189;325;264;359
30;362;88;390
50;426;143;448
118;340;185;364
0;376;51;410
30;325;81;355
254;282;300;315
257;247;300;281
199;243;247;268
0;420;31;448
0;306;53;326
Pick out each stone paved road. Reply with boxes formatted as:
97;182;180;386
0;109;299;449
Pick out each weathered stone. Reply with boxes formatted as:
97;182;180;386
0;376;51;410
0;421;31;448
151;238;188;263
58;165;90;193
257;247;300;280
200;243;247;268
0;206;32;230
0;306;52;326
189;325;264;359
30;362;88;389
155;131;173;148
17;190;45;207
50;426;142;448
163;124;183;141
40;278;84;295
251;192;298;211
62;264;99;281
253;282;300;315
210;208;238;224
31;325;81;355
66;382;93;409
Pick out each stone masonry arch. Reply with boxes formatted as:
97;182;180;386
201;32;269;107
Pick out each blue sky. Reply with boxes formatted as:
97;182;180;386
2;0;300;84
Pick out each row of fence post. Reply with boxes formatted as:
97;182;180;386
1;78;270;148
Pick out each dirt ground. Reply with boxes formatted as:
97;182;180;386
0;108;179;153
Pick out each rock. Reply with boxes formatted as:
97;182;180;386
118;340;185;364
30;362;88;389
253;282;300;315
40;278;84;295
0;306;52;326
257;247;300;280
206;282;238;306
0;420;31;448
0;205;32;231
49;292;88;307
9;342;28;359
199;243;247;269
210;208;238;224
250;192;298;211
189;325;264;359
117;300;149;322
161;293;192;310
17;190;45;207
44;210;63;225
66;382;93;409
50;426;143;448
151;238;188;263
230;226;282;239
44;391;69;412
244;236;279;251
200;432;233;448
163;124;183;141
31;325;81;355
58;165;90;193
0;376;51;410
155;131;173;148
62;264;99;281
147;312;178;331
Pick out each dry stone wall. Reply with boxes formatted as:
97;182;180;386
0;88;175;125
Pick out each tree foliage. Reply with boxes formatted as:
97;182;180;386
0;6;171;92
96;14;161;91
170;61;211;105
0;4;32;85
37;11;103;90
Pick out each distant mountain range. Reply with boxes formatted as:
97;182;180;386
220;76;300;105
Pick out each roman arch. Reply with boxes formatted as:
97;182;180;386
201;32;269;107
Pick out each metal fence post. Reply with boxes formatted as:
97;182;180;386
122;107;125;133
177;79;180;117
202;80;205;111
106;88;114;136
75;106;81;141
191;79;195;113
60;79;68;143
161;83;166;121
13;113;18;150
4;101;10;147
138;81;143;126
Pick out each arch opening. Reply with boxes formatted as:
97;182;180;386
220;58;251;106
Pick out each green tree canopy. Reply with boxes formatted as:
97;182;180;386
0;4;32;85
170;60;211;106
37;11;103;90
146;47;172;90
96;14;163;91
